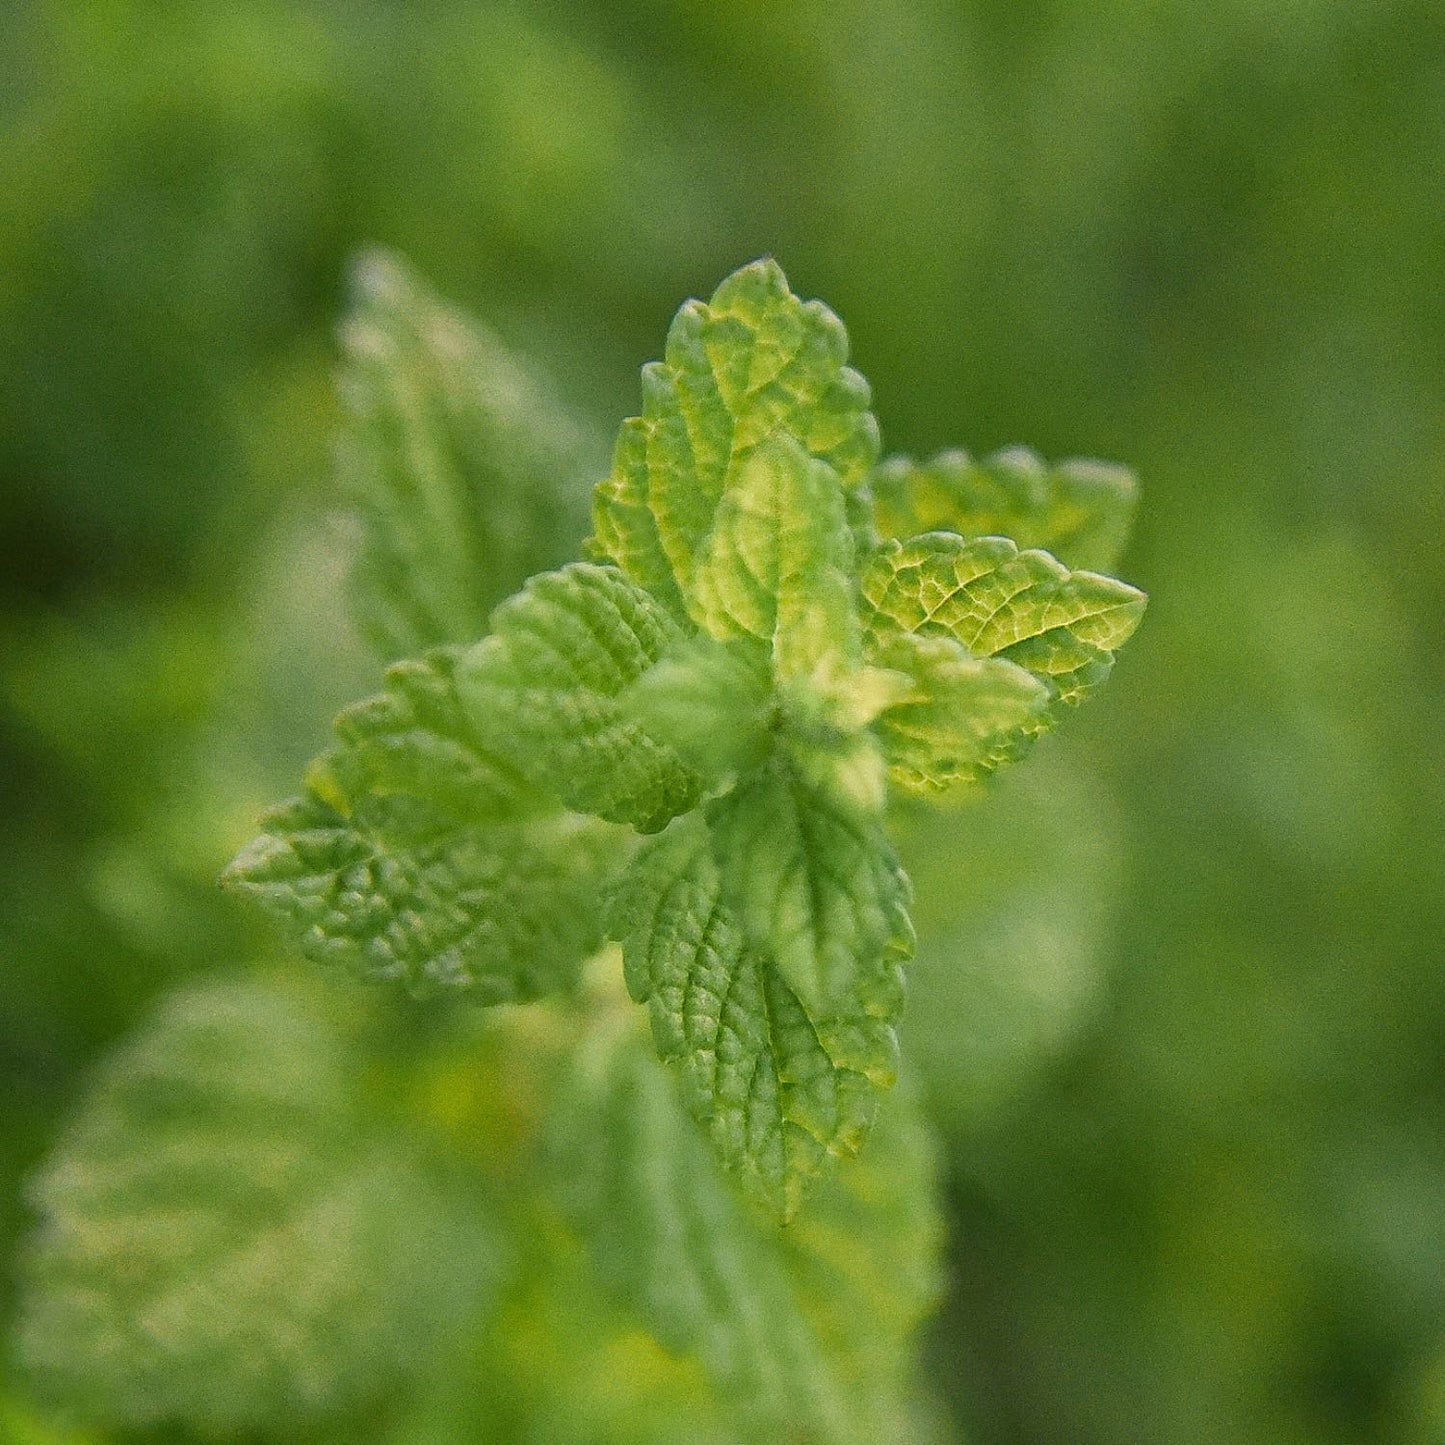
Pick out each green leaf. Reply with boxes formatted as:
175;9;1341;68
609;817;902;1219
869;631;1051;796
340;250;602;659
458;562;705;833
15;979;488;1435
860;532;1147;709
223;650;606;1001
706;758;913;1014
621;632;774;787
870;445;1139;573
591;258;880;624
322;646;534;824
551;1019;940;1445
689;431;860;680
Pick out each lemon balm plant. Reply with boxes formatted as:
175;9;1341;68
228;257;1145;1211
16;257;1144;1443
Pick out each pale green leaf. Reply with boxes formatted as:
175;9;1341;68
706;759;913;1014
340;250;601;659
457;562;704;832
869;631;1051;796
689;431;860;679
15;980;487;1435
870;445;1139;573
620;633;773;787
860;532;1147;709
591;258;880;623
551;1019;940;1445
609;817;902;1219
223;650;606;1001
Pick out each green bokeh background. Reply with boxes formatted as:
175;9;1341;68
2;2;1442;1441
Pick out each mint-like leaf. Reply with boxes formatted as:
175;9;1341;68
591;258;880;621
861;532;1146;711
869;631;1051;796
610;817;900;1220
689;431;861;681
870;445;1139;573
706;758;912;1015
457;562;704;833
223;650;606;1000
15;980;489;1435
341;250;601;659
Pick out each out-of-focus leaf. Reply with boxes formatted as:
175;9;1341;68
340;250;602;659
550;1007;940;1445
871;446;1139;573
15;979;490;1435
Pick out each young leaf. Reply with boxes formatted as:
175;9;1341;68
223;650;607;1001
706;758;913;1014
551;1021;940;1445
15;980;489;1436
591;258;880;624
340;249;602;659
860;532;1147;710
457;562;704;832
869;631;1051;796
621;632;774;786
609;817;901;1219
688;431;860;681
870;445;1139;573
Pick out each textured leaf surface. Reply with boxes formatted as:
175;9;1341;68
224;651;605;1000
861;532;1146;709
15;980;484;1435
340;250;601;659
870;446;1139;573
869;631;1051;796
706;759;913;1014
609;817;901;1219
551;1021;940;1445
591;258;879;623
688;432;860;679
458;563;704;832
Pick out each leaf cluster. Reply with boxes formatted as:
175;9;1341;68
225;255;1146;1217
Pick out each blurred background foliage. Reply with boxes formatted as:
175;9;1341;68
2;1;1443;1441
